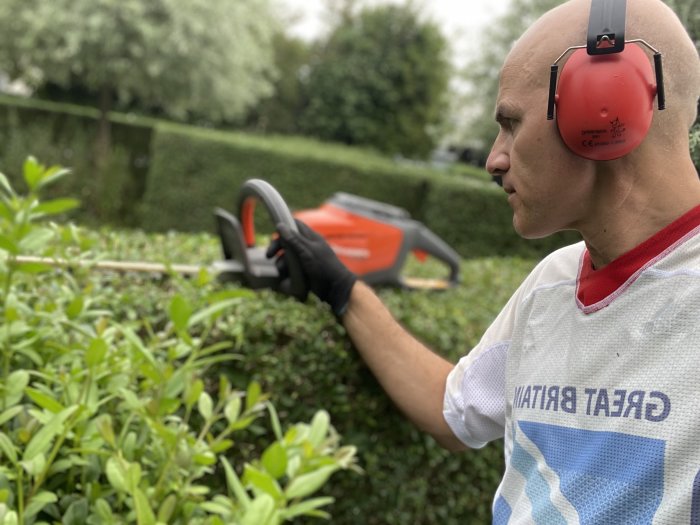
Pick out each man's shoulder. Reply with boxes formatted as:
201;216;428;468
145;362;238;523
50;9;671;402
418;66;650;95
498;241;585;316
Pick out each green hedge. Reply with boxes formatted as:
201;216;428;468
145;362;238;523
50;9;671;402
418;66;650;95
0;94;152;226
142;123;580;258
140;124;433;233
66;227;538;524
210;256;542;523
0;95;579;259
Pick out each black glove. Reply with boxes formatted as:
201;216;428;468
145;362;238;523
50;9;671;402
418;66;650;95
266;219;357;316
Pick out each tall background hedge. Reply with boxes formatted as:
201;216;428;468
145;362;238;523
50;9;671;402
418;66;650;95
0;94;581;260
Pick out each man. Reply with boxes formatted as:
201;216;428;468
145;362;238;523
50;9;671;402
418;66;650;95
269;0;700;521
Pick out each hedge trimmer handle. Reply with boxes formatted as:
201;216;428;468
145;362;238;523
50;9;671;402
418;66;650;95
236;179;308;301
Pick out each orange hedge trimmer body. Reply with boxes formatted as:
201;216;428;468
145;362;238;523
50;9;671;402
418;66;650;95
291;193;460;290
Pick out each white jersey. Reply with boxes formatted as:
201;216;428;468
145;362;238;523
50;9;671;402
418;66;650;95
444;205;700;524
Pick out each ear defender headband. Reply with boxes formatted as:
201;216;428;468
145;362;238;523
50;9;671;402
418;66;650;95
546;0;666;160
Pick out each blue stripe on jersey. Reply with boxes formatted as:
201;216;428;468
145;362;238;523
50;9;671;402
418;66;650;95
518;421;665;524
493;495;512;525
691;469;700;525
511;439;567;524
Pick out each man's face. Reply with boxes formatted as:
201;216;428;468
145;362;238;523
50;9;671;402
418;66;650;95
485;57;595;239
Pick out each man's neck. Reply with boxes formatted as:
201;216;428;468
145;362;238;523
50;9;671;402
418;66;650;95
580;157;700;269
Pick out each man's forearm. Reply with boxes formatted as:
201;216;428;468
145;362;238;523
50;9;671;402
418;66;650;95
341;282;467;451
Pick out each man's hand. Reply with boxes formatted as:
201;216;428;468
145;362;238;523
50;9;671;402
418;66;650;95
266;219;357;316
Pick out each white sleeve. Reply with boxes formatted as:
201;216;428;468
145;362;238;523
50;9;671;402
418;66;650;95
443;340;509;448
442;283;522;448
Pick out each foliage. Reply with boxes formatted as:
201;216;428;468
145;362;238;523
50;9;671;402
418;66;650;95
68;226;537;524
245;34;312;135
0;0;278;124
0;158;357;524
299;3;451;158
691;122;700;170
141;123;578;259
0;0;279;173
0;96;152;223
459;0;562;151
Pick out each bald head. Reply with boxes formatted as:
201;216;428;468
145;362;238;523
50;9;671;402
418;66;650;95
624;0;700;131
506;0;699;143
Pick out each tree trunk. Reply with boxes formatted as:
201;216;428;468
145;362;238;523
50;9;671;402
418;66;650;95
93;84;113;218
96;84;112;167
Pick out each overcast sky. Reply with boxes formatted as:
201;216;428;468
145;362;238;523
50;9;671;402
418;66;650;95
275;0;513;67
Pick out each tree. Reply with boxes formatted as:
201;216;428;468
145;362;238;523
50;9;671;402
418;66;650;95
458;0;561;153
663;0;700;170
299;3;451;158
664;0;699;47
0;0;279;167
245;33;312;135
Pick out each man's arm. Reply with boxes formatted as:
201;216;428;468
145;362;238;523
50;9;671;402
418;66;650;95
270;221;468;451
341;282;467;451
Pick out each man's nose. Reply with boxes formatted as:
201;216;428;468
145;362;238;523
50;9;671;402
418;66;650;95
486;144;510;178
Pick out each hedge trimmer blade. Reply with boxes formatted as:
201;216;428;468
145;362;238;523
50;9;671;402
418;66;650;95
9;179;309;300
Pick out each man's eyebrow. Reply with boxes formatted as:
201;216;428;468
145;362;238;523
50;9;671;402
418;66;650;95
494;103;519;124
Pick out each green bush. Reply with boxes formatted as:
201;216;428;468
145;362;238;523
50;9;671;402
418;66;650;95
80;228;537;524
1;156;544;523
0;158;358;524
141;123;578;259
139;124;433;233
0;95;152;226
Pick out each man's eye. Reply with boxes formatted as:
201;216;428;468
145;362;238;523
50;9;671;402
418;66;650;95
499;118;514;131
495;109;520;131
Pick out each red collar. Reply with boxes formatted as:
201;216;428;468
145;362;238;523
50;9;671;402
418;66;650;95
577;204;700;313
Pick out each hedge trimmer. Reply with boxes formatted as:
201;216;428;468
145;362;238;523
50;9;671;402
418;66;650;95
15;179;461;296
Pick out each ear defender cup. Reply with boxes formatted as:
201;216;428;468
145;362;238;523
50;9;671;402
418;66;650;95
555;44;657;160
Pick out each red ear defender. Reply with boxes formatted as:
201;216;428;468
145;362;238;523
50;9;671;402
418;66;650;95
555;44;657;160
546;0;666;161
